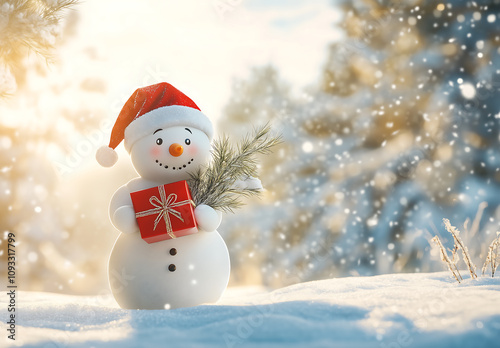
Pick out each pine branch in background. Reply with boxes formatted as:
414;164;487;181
188;123;282;212
443;219;478;280
431;236;462;283
482;232;500;277
0;0;78;96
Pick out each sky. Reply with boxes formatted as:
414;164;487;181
72;0;342;123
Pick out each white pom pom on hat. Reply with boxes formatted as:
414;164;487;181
96;82;213;167
96;145;119;167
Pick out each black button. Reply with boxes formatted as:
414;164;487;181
168;264;176;272
169;248;177;256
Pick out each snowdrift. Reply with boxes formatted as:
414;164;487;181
3;271;500;348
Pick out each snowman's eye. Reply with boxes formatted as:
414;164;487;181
156;138;163;145
185;138;191;145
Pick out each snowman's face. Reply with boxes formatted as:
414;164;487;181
130;126;211;183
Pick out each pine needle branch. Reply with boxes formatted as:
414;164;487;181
0;0;78;65
188;123;282;212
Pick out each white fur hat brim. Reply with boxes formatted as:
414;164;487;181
123;105;213;152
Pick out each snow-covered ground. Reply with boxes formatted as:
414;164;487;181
3;271;500;348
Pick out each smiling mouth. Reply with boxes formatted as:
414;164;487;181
155;158;194;170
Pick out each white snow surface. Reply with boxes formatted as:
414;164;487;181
3;272;500;348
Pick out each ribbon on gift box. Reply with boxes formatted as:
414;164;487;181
135;185;193;239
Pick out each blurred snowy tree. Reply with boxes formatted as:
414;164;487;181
0;0;114;294
218;0;500;286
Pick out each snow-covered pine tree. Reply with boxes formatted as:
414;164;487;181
218;0;500;287
0;0;78;96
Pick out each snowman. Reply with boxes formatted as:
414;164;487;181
96;83;243;310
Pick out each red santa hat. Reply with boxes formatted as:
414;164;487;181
96;82;213;167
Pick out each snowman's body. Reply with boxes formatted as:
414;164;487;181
109;219;230;310
107;124;231;310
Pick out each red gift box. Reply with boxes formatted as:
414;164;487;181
130;180;198;244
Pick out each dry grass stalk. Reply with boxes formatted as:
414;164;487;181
450;243;460;270
443;219;478;280
482;232;500;277
469;202;488;239
431;236;462;283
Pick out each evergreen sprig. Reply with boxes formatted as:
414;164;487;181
0;0;78;96
0;0;78;59
188;123;282;212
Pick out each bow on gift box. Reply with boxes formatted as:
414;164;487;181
135;185;193;239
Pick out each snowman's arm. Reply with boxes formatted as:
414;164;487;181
194;204;222;232
109;184;139;234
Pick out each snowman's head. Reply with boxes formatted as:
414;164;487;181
96;83;214;171
130;126;211;183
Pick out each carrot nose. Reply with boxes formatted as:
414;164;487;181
169;143;183;157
